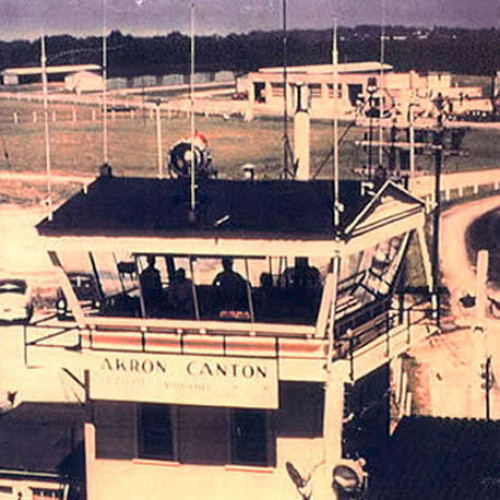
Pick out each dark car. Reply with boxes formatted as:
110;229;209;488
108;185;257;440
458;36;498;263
56;272;101;320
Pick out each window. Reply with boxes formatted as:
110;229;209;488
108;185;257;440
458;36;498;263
138;404;175;460
308;83;322;98
276;382;324;438
271;82;285;97
58;251;327;326
232;410;270;466
133;404;274;467
32;490;62;500
327;83;342;98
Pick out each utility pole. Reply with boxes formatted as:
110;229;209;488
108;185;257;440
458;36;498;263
189;1;196;214
155;102;163;179
282;0;290;179
102;0;109;165
409;103;416;179
431;99;444;328
332;21;342;231
378;0;386;168
41;34;53;221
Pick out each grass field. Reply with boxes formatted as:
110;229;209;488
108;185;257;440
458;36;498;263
1;97;500;204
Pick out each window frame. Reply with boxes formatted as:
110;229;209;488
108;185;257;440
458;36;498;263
230;409;274;467
137;403;178;461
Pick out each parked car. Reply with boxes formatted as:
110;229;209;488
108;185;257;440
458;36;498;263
56;272;101;320
0;278;33;324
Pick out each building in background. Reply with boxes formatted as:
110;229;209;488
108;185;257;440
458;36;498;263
65;71;104;94
242;62;485;120
1;65;101;86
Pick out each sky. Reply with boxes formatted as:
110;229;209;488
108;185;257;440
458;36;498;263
0;0;499;41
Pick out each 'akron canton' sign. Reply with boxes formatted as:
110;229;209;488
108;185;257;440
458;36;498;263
89;352;278;409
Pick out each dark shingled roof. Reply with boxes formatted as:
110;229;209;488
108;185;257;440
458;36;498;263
369;416;500;500
37;176;372;238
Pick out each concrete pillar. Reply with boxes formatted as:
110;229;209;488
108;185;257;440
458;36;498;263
155;104;163;179
294;84;310;181
317;363;348;500
248;79;255;107
264;82;272;105
84;421;97;500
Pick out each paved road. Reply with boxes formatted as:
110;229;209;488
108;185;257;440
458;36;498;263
0;171;93;185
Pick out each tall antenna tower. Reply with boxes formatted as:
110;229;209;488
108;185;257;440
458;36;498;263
41;34;53;221
378;0;386;167
102;0;109;165
332;21;343;231
282;0;290;179
189;1;196;214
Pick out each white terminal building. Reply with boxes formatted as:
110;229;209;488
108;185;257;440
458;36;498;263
241;62;484;120
18;163;438;500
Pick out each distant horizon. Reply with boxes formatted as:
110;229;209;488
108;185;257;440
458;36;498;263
1;0;498;43
1;22;499;45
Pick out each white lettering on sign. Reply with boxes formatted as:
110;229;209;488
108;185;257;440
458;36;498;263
89;352;278;409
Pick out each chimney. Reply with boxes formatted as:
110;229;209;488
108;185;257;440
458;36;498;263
294;83;310;181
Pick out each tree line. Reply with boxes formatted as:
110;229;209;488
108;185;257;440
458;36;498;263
0;26;498;78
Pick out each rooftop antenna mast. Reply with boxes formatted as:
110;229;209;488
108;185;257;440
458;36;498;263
41;34;53;221
189;1;196;214
282;0;291;178
102;0;109;165
378;0;386;168
332;20;342;230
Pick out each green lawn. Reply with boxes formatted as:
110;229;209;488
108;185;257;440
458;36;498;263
1;97;500;204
